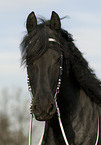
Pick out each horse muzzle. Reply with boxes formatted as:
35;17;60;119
31;99;56;121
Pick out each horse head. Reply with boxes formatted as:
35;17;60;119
24;11;66;121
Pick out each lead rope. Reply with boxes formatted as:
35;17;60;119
54;53;69;145
28;114;33;145
28;91;33;145
95;117;99;145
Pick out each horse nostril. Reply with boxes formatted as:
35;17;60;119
33;104;37;110
47;103;56;115
33;104;40;114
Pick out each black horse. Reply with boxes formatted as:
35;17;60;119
21;11;101;145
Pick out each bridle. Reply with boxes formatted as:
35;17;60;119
48;38;70;145
28;38;99;145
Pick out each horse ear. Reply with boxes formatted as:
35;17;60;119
26;11;37;33
50;11;61;30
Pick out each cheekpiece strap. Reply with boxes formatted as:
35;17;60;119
48;38;63;99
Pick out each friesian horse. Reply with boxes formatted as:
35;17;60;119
21;11;101;145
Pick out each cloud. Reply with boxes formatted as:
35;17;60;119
0;51;27;90
90;62;101;79
62;11;101;57
0;0;60;12
72;28;101;56
72;12;101;26
0;51;20;74
70;27;101;77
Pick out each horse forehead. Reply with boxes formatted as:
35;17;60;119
39;49;60;62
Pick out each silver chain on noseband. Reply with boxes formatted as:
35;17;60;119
28;38;99;145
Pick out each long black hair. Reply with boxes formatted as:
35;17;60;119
20;11;101;106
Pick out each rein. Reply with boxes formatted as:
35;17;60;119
28;38;99;145
54;52;70;145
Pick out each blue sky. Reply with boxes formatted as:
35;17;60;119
0;0;101;91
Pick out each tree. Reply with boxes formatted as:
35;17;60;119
0;88;29;145
0;87;44;145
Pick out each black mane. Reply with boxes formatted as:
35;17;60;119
20;19;73;65
21;15;101;106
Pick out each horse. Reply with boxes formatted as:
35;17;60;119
20;11;101;145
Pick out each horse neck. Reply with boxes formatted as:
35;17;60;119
56;70;99;144
58;69;80;118
43;70;99;144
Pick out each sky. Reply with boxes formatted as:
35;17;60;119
0;0;101;91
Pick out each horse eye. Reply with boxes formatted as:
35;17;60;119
56;57;61;64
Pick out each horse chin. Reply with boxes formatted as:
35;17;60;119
34;114;53;121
